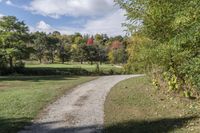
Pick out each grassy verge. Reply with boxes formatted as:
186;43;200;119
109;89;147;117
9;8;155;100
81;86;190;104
0;76;96;133
104;76;200;133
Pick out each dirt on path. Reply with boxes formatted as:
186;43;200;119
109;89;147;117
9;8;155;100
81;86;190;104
19;75;142;133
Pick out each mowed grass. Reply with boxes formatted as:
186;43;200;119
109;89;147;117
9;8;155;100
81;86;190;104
0;76;96;133
26;63;122;74
104;77;200;133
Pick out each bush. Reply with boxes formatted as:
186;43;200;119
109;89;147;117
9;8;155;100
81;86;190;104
117;0;200;97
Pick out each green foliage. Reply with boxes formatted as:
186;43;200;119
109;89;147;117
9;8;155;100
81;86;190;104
116;0;200;96
82;45;100;64
124;35;153;73
108;42;127;64
163;72;179;91
108;48;127;64
152;78;159;90
32;32;47;63
0;15;129;75
0;16;29;69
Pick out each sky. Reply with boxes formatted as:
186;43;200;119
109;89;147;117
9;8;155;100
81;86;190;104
0;0;127;36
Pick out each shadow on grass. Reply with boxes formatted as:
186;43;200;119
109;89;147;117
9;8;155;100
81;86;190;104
0;116;198;133
16;67;92;76
0;66;122;77
0;117;32;133
0;75;79;82
0;67;93;76
104;116;199;133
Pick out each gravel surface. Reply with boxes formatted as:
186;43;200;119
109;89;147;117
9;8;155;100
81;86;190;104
19;75;142;133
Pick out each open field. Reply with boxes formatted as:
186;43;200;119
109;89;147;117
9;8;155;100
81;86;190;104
25;63;123;76
26;63;122;74
0;76;96;133
104;77;200;133
0;63;123;76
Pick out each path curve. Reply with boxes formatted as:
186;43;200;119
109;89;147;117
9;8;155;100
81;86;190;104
19;75;142;133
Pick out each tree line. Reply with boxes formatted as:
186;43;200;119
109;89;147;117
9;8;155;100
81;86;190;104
116;0;200;97
0;16;128;70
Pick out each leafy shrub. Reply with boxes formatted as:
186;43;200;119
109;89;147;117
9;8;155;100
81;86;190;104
116;0;200;97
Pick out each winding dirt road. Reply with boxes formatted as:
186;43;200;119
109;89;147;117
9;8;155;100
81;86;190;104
19;75;142;133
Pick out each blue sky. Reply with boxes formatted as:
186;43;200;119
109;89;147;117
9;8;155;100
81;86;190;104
0;0;126;36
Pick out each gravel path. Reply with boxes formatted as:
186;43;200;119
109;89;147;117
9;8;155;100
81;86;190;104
19;75;142;133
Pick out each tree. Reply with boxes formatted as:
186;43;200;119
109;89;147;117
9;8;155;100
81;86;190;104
108;39;127;64
82;45;100;65
116;0;200;94
46;32;59;63
108;48;126;64
0;16;29;68
32;32;47;63
57;35;71;64
94;34;103;42
70;33;86;63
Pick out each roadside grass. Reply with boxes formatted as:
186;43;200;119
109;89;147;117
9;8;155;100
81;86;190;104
0;76;96;133
104;76;200;133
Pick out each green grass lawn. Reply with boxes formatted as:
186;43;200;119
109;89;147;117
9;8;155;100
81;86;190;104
26;62;115;69
104;77;200;133
0;76;96;133
25;62;123;75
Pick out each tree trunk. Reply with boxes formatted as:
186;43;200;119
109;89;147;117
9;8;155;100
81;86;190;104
51;53;54;64
9;56;13;68
96;62;100;73
39;58;42;64
62;56;64;64
50;49;54;64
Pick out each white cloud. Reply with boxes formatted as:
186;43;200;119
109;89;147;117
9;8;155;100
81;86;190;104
5;0;12;5
0;13;4;18
30;10;126;36
0;0;14;5
29;21;51;33
36;21;51;31
0;0;18;7
29;20;81;34
26;0;127;36
83;10;126;36
25;0;118;18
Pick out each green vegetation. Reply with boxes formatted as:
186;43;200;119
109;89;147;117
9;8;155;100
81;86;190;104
0;1;199;132
0;16;29;69
115;0;200;97
0;76;95;133
0;16;128;76
104;77;200;133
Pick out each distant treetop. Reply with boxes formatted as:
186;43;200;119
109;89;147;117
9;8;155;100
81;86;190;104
86;37;94;46
111;40;122;49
